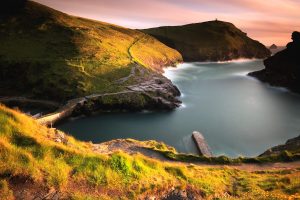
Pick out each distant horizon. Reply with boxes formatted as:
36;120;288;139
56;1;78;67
34;0;300;46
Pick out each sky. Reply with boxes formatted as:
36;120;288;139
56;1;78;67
34;0;300;46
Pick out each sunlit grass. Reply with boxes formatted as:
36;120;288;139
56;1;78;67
0;105;300;199
0;1;182;101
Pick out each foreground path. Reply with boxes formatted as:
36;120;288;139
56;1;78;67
92;139;300;171
229;161;300;171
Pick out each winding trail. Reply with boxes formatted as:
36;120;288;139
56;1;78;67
128;35;145;63
114;64;138;84
114;34;147;84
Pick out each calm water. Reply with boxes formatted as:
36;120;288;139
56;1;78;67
58;60;300;157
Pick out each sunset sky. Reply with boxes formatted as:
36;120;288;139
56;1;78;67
35;0;300;46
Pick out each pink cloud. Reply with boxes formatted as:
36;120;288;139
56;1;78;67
34;0;300;46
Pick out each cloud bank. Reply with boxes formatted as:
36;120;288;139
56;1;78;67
34;0;300;46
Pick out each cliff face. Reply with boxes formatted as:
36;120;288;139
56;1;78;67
249;31;300;93
142;20;271;62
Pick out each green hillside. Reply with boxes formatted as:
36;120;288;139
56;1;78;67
1;105;300;199
0;1;182;101
142;20;271;61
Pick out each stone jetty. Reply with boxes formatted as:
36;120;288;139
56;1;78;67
192;131;213;157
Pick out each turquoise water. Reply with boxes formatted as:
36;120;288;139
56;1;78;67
58;60;300;157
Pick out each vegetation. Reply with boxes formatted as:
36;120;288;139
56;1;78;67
0;104;300;199
0;1;182;101
147;146;300;164
142;20;271;61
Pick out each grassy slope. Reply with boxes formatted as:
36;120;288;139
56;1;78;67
0;105;300;199
142;21;270;61
0;1;182;101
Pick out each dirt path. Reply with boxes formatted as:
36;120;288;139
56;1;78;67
228;161;300;171
92;139;300;172
128;35;145;63
114;64;138;84
114;34;147;84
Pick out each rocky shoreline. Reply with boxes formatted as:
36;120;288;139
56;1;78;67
1;65;182;126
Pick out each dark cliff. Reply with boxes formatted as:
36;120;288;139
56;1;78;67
249;31;300;93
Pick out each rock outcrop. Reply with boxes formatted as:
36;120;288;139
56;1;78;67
249;31;300;93
269;44;278;49
260;135;300;157
37;71;181;126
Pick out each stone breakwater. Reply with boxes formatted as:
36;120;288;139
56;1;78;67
36;75;181;126
0;62;181;126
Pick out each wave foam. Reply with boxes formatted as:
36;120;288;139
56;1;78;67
217;58;260;64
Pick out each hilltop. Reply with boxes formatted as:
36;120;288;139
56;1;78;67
1;104;300;199
142;20;271;62
0;1;182;108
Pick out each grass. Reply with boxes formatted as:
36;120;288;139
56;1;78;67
0;1;182;101
142;20;270;61
0;104;300;199
0;180;13;200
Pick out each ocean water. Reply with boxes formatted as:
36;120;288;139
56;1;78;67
57;60;300;157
